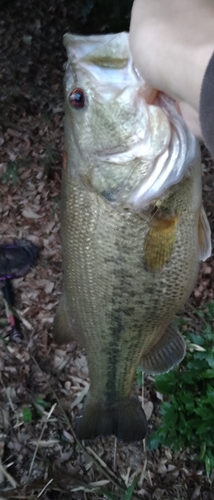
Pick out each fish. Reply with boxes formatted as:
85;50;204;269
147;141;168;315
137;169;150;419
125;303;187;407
53;32;211;442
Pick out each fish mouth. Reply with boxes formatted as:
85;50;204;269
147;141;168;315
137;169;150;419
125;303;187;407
95;94;199;211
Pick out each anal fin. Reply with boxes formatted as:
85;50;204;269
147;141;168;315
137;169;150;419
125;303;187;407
53;296;76;344
141;323;186;374
198;205;212;261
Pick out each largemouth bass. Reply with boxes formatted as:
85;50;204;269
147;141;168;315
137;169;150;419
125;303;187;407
53;32;211;442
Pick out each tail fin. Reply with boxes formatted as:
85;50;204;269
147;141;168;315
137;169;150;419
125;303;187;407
76;396;147;442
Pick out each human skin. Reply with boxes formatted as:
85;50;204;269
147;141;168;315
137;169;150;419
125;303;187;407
129;0;214;137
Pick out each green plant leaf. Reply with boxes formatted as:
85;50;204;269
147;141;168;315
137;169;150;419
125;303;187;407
122;476;138;500
136;366;143;388
205;455;211;477
155;372;178;393
188;333;204;346
101;489;119;500
206;302;214;317
0;334;8;345
33;398;51;417
206;353;214;368
181;371;195;384
2;161;19;185
147;432;163;450
23;407;33;423
34;398;51;409
152;300;214;473
201;369;214;378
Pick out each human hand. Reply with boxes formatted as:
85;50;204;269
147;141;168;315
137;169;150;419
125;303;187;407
129;0;214;137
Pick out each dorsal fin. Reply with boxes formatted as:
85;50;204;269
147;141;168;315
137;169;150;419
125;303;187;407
198;205;212;261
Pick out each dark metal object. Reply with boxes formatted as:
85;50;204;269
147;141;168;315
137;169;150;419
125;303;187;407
2;279;22;341
0;239;40;340
0;239;40;280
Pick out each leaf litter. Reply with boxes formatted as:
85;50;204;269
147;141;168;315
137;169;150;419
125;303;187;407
0;0;214;499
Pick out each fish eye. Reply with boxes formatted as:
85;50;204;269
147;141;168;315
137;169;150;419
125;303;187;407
69;88;85;109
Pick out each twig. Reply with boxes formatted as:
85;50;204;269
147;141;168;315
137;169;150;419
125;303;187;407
0;374;15;412
28;403;57;477
113;437;117;472
0;461;17;488
138;458;147;487
141;370;144;409
37;478;53;498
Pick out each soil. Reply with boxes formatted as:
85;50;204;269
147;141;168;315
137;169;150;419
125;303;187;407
0;1;214;499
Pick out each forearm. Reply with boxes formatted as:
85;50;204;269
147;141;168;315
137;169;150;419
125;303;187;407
130;0;214;106
129;0;214;152
200;52;214;157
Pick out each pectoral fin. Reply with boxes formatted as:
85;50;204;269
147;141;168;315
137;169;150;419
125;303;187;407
144;215;178;271
141;323;186;374
198;205;212;261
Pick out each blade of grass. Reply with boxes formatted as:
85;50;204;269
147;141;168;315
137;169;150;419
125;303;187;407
122;476;138;500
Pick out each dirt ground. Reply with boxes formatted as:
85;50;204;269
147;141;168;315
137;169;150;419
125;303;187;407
0;1;214;499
